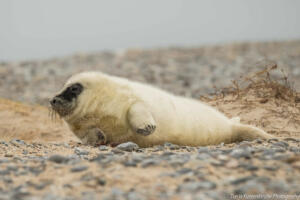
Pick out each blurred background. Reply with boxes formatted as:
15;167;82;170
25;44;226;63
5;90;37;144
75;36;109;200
0;0;299;105
1;0;300;61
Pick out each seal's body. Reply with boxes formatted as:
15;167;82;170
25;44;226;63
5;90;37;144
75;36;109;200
50;72;273;147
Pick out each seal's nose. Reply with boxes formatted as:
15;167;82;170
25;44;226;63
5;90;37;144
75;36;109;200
50;97;61;106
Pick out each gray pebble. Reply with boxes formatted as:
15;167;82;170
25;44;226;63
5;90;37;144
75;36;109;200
10;139;26;146
175;168;193;176
48;155;69;164
284;137;298;142
239;164;259;171
197;147;209;153
116;142;139;152
273;141;289;148
80;172;94;182
96;177;106;186
141;159;159;168
230;176;253;185
234;180;265;195
74;147;89;156
127;191;145;200
178;181;217;192
264;165;279;171
267;181;289;193
70;165;88;172
99;145;109;151
268;138;279;143
289;147;300;153
230;148;251;159
196;153;211;160
123;160;138;167
0;170;10;176
111;148;125;155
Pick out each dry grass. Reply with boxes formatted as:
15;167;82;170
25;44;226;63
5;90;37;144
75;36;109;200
202;63;300;138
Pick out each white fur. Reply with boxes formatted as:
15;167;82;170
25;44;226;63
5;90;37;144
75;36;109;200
60;71;273;147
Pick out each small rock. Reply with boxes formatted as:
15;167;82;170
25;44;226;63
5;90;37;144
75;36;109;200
272;141;289;148
264;165;279;171
99;145;109;151
111;148;125;155
178;181;216;192
10;139;26;146
230;148;251;159
230;176;253;185
226;160;239;168
96;177;106;186
74;147;89;156
175;168;193;176
289;147;300;153
127;191;145;200
268;138;279;143
0;170;10;176
71;165;88;172
123;160;138;167
234;180;265;195
4;154;13;158
240;164;259;171
116;142;139;152
48;155;69;164
198;147;209;153
284;137;297;142
80;172;94;181
141;159;159;168
196;153;211;160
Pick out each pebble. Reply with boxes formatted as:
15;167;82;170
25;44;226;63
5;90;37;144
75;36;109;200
141;158;159;168
116;142;139;152
268;138;279;143
74;147;89;156
48;155;69;164
230;148;251;159
273;141;289;148
10;139;26;146
197;147;209;153
96;177;106;186
283;137;298;142
230;176;253;185
178;181;217;192
264;165;279;171
234;180;265;195
123;160;138;167
239;163;259;171
127;191;145;200
70;165;88;172
175;168;193;176
99;145;109;151
111;148;125;155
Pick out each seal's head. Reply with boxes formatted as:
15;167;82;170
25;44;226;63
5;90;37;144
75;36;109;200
50;82;84;117
50;71;111;119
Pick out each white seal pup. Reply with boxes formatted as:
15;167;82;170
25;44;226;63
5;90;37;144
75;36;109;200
50;71;273;147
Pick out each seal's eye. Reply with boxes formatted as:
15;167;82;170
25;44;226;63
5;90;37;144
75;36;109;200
69;83;83;95
71;85;79;92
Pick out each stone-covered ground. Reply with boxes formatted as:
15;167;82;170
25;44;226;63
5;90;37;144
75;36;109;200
0;41;299;200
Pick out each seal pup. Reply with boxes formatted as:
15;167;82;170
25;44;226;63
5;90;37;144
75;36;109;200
50;71;273;147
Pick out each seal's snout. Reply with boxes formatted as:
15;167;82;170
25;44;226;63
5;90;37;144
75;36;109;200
50;97;62;107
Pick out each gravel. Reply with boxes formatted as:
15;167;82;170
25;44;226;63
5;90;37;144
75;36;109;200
0;41;299;199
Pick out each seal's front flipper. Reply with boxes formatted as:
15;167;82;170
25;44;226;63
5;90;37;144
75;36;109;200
128;102;156;136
